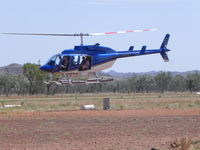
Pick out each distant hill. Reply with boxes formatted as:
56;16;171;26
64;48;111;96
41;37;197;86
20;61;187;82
105;70;200;78
0;63;23;75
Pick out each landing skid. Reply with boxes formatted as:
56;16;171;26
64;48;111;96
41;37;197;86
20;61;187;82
44;73;113;85
44;78;113;85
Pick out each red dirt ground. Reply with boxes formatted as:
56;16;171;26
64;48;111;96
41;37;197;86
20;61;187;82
0;109;200;150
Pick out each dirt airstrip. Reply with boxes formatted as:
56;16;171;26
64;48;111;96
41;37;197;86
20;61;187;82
0;109;200;150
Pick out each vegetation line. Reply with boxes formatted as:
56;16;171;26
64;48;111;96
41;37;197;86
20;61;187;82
0;63;200;96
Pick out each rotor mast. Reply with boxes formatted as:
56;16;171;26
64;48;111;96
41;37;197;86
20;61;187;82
74;33;89;45
80;33;84;45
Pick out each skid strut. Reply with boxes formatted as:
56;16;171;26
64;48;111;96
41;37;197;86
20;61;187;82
44;73;113;85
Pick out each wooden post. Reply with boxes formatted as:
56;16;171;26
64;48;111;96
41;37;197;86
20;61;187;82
103;98;111;110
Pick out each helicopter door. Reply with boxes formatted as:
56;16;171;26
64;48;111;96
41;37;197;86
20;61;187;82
69;55;92;71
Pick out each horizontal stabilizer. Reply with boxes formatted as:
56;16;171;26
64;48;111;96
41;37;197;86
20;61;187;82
129;46;134;51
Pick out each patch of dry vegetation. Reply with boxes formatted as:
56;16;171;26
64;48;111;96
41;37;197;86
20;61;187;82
0;93;200;112
170;138;200;150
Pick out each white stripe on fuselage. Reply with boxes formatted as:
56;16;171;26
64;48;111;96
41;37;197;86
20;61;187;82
91;60;116;72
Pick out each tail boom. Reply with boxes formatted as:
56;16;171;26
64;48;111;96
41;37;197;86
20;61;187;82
114;34;171;62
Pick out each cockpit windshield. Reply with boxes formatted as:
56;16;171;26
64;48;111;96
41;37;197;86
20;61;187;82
46;54;61;66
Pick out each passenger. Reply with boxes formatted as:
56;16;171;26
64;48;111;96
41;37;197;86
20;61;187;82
84;57;90;69
80;56;90;71
60;56;69;71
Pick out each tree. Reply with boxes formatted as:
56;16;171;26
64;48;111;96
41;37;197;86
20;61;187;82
127;74;138;93
185;72;200;92
14;75;28;95
23;63;46;95
155;72;172;93
168;75;185;92
0;74;15;96
144;75;155;93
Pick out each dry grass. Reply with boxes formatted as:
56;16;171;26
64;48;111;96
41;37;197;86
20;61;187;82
170;138;200;150
0;92;200;112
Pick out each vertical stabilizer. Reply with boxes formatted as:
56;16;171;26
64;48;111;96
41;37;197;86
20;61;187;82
160;34;170;49
160;34;170;62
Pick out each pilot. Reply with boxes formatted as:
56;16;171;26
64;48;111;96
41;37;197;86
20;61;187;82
60;56;69;71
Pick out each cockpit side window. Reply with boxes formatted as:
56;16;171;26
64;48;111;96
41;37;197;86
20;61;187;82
55;56;61;65
47;54;61;66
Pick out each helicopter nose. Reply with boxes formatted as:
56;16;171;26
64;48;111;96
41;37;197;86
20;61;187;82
40;64;55;72
40;65;47;71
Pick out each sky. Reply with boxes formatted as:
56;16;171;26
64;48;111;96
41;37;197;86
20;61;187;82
0;0;200;72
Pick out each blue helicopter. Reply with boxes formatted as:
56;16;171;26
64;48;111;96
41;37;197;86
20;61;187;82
2;29;170;84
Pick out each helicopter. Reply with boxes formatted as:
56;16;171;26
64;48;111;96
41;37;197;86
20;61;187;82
2;29;170;84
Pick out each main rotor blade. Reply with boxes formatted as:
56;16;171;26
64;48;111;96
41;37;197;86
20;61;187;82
1;28;158;37
89;28;159;36
1;33;89;36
